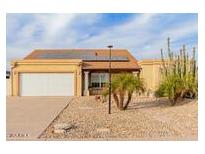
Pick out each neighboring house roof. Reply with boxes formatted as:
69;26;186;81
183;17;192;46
24;49;141;70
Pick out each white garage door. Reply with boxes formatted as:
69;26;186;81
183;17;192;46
20;73;74;96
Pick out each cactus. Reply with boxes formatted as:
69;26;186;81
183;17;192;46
157;37;198;103
192;47;196;80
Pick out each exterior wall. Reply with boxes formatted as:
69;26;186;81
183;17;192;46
10;59;82;96
6;78;11;96
10;58;163;97
138;60;162;95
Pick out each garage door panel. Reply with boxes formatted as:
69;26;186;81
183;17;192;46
20;73;74;96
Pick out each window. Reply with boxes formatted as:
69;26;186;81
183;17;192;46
91;73;108;88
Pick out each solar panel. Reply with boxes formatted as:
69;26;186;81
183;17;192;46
37;53;129;61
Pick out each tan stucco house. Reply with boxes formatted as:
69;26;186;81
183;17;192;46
10;49;142;96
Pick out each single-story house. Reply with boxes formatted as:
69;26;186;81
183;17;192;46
10;49;141;96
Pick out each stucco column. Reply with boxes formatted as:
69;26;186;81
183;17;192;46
83;71;89;96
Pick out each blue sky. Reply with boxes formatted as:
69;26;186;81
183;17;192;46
6;13;198;69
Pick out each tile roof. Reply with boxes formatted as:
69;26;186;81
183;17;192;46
24;49;141;70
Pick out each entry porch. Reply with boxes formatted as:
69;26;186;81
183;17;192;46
82;69;140;96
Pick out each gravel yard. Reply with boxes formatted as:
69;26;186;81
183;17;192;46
40;96;198;140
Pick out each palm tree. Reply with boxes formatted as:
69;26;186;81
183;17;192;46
103;73;145;110
123;73;145;109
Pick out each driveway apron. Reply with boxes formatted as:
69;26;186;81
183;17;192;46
6;97;73;140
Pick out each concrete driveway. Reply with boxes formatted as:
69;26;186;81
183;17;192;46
6;96;73;140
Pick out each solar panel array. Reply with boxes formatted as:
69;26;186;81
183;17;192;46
37;53;129;61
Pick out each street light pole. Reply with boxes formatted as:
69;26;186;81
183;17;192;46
107;45;113;114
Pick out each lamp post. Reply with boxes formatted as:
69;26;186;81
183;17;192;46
107;45;113;114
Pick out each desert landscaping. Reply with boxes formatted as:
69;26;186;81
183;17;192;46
6;15;198;141
40;96;198;140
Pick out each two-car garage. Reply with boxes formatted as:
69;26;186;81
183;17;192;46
10;59;82;96
20;73;74;96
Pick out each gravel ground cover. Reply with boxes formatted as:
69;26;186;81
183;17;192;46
40;96;197;140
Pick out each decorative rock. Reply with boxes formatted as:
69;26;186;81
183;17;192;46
54;129;65;134
79;107;93;110
54;123;73;130
97;128;111;133
40;96;197;140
